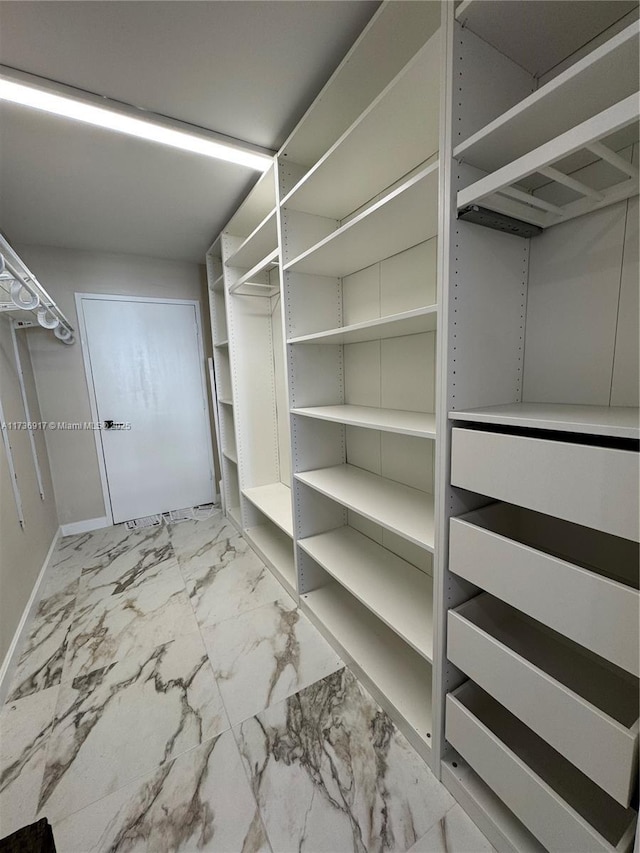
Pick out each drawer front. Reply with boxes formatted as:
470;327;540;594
450;428;639;542
448;608;638;806
445;692;635;853
449;516;639;676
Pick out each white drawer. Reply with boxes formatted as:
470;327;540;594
449;503;639;676
448;595;639;806
450;427;639;541
446;682;638;853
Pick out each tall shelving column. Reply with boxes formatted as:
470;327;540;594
277;0;444;766
206;237;241;523
435;3;639;851
219;164;297;595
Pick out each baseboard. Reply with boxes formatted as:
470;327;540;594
60;515;111;537
0;527;61;706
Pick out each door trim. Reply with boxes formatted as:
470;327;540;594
75;292;215;525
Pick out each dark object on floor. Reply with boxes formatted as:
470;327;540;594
0;819;56;853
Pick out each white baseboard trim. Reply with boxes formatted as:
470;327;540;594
0;527;61;706
60;515;111;537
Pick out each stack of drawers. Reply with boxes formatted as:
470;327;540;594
445;426;639;853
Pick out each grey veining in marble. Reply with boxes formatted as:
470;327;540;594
39;632;228;822
167;512;229;569
177;520;290;628
52;731;269;853
0;686;59;838
202;599;343;725
7;580;77;701
77;524;179;603
407;804;496;853
63;569;196;681
236;668;454;853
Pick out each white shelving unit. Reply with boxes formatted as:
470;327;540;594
208;166;296;586
436;3;639;852
279;1;442;767
206;4;639;851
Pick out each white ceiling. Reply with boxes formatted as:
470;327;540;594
0;1;379;262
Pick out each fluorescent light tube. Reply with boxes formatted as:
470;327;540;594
0;77;272;171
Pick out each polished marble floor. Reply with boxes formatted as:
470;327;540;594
0;511;495;852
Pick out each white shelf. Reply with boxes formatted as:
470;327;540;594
280;1;441;166
296;464;434;550
282;34;440;219
450;403;640;440
455;0;638;78
299;526;433;660
218;398;233;407
211;274;225;293
288;306;437;345
226;210;278;270
228;249;279;296
245;523;297;597
242;482;293;538
214;340;229;348
226;165;276;238
458;95;640;228
223;448;237;465
302;582;433;745
292;405;436;438
285;161;439;277
454;23;640;174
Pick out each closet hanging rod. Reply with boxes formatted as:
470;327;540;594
0;235;75;341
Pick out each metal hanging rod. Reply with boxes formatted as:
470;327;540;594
0;234;75;343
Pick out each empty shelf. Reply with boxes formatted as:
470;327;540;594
225;165;276;238
283;35;440;219
449;403;640;440
226;210;278;270
245;523;296;596
214;340;229;348
288;306;437;345
222;448;237;464
292;405;436;437
302;582;433;744
299;526;433;659
218;398;233;407
228;249;279;295
296;464;434;550
285;161;439;277
242;482;293;537
457;95;640;228
455;0;638;78
211;274;225;293
454;23;640;173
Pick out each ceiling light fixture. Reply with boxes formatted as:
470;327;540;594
0;68;273;172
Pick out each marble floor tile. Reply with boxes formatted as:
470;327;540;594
407;804;496;853
236;668;454;853
63;570;196;682
0;686;59;838
202;599;343;725
51;731;269;853
77;524;178;603
39;633;229;824
181;529;290;628
167;512;228;568
7;580;77;702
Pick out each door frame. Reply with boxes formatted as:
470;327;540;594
75;292;215;526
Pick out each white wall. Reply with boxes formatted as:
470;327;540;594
19;245;216;526
0;317;58;663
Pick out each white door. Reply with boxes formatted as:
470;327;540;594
81;296;214;523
